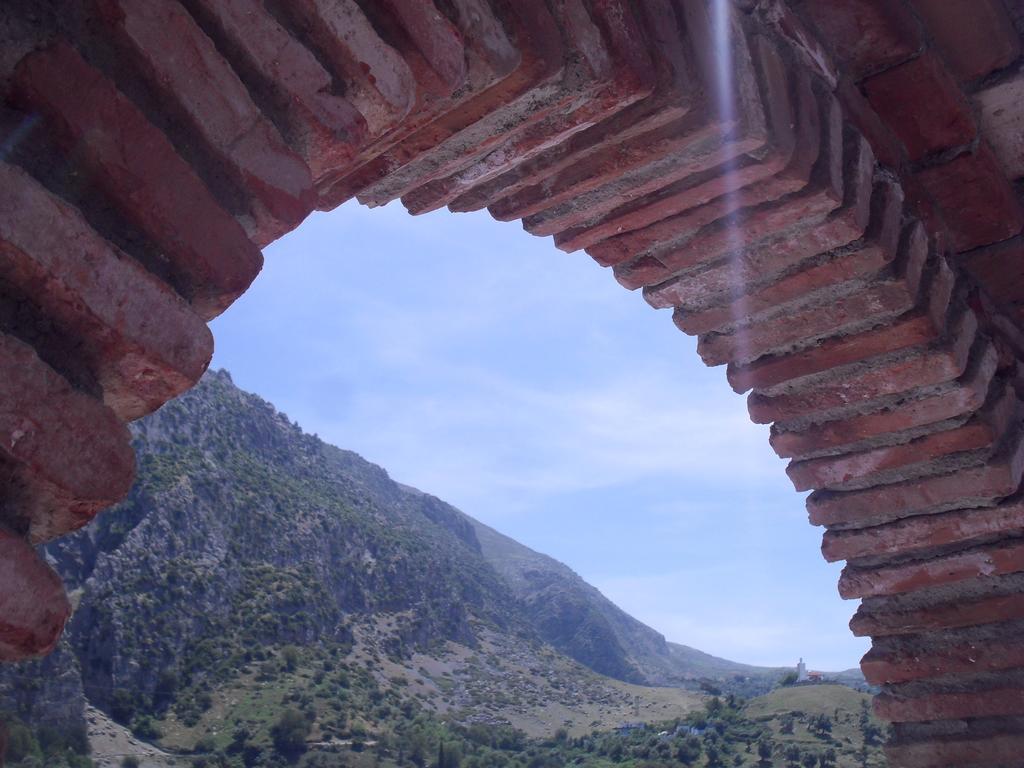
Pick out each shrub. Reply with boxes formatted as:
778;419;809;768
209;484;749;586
271;708;311;755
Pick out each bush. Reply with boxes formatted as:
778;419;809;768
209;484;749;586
110;689;137;725
5;721;40;762
121;757;141;768
271;708;311;755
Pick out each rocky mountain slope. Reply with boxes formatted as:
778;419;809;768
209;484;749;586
1;370;791;756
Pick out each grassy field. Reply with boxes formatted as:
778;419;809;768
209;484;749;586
742;684;888;767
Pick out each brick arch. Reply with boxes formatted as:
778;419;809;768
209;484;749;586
2;1;1024;763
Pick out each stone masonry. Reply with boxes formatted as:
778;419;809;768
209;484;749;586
1;1;1024;764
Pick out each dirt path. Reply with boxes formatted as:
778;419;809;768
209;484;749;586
85;705;187;768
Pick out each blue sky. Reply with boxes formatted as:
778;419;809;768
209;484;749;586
210;200;869;671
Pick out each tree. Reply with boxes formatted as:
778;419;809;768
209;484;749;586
802;752;818;768
757;737;775;764
779;714;795;735
282;646;300;672
271;708;311;755
819;748;837;767
676;736;702;765
110;689;136;725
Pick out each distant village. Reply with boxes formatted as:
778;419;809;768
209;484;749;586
795;658;828;684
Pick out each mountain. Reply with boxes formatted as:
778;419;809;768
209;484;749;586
0;370;805;764
467;518;786;693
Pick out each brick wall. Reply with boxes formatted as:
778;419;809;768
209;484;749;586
1;1;1022;762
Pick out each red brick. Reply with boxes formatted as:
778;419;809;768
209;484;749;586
841;538;1024;599
639;131;872;302
506;29;792;239
185;0;368;182
852;592;1024;637
493;115;744;229
316;0;564;209
792;385;1013;494
836;76;904;169
695;207;926;366
887;732;1024;768
11;42;262;322
823;483;1024;562
376;0;468;92
327;0;651;209
910;0;1021;81
915;144;1024;251
577;73;822;264
362;0;657;209
975;71;1024;180
442;0;700;217
0;333;134;544
0;528;70;661
814;429;1024;531
675;180;903;333
280;0;417;138
960;236;1024;322
728;243;953;392
770;341;997;459
793;0;922;80
750;304;977;425
863;52;976;162
0;161;213;420
874;686;1024;722
732;313;938;395
862;635;1024;684
96;0;316;244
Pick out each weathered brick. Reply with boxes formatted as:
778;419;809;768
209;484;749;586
279;0;417;138
875;686;1024;722
315;0;563;209
863;52;975;162
961;235;1024;322
506;29;788;238
862;635;1024;684
887;732;1024;768
441;0;699;217
184;0;368;182
749;303;977;425
695;209;927;366
975;71;1024;181
835;76;904;169
96;0;316;244
814;428;1024;531
0;528;70;661
853;591;1024;637
823;493;1024;565
0;161;213;420
676;180;903;335
374;0;468;92
0;333;134;544
493;115;744;230
576;71;822;264
729;248;955;392
823;482;1024;563
792;0;922;80
841;538;1024;599
359;0;657;209
909;0;1021;81
770;341;996;459
639;131;872;303
792;382;1013;493
11;42;262;321
914;144;1024;252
